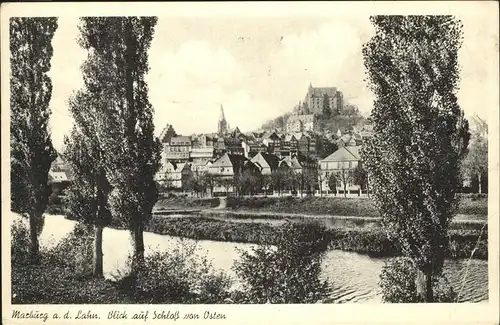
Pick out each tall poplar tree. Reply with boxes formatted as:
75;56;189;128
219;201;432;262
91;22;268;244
79;17;161;272
362;16;469;302
10;17;58;263
63;92;112;278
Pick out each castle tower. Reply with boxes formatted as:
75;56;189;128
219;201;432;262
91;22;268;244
218;105;228;136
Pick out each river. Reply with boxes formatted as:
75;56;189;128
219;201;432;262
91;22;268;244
13;213;488;303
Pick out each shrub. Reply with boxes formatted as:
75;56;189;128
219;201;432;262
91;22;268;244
379;257;457;303
11;219;31;265
233;221;330;303
46;222;94;276
116;240;232;304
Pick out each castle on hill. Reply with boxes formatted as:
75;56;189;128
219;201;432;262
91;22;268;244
286;83;345;133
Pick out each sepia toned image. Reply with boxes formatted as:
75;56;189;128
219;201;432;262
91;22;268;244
2;2;499;325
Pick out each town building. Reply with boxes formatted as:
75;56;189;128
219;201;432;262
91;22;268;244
155;160;181;188
250;152;280;175
279;156;303;173
224;137;245;156
286;114;315;133
278;134;298;157
319;146;361;194
208;152;258;194
303;83;344;115
190;134;214;165
163;135;191;162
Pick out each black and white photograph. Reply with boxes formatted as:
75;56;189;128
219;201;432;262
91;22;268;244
2;2;499;324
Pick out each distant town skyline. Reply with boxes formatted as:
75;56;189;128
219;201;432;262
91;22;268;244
47;15;496;151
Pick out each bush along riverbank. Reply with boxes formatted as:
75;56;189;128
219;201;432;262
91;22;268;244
107;215;487;260
11;218;330;304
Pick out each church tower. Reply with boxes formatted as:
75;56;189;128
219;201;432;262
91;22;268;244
218;105;228;136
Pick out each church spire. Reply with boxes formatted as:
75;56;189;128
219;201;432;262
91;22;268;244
219;104;226;122
218;104;228;136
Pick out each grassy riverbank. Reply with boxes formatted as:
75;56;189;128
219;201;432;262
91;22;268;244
155;194;488;219
156;195;220;210
12;262;132;304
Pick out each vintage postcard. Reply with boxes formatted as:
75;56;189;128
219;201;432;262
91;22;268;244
1;1;499;325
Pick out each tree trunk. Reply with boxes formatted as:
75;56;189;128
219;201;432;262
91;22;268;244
131;223;145;273
478;173;482;194
93;224;104;278
28;212;41;264
416;269;433;302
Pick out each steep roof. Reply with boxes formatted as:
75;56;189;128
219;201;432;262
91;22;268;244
345;146;361;159
170;136;191;144
308;86;339;98
268;132;281;141
280;156;302;169
211;153;233;168
211;152;248;169
251;152;280;170
293;132;305;140
321;146;360;162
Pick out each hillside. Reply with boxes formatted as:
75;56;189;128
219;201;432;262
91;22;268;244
259;103;368;134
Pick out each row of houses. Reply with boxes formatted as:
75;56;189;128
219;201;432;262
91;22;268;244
160;127;321;166
156;142;364;195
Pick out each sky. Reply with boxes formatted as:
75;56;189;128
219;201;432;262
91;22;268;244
47;14;498;151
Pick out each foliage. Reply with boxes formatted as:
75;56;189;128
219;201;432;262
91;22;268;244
327;173;338;193
270;166;296;195
352;163;368;190
233;221;330;303
338;168;353;197
236;170;262;195
11;262;132;304
362;16;470;301
322;93;332;117
11;222;231;304
115;241;232;303
159;124;177;143
46;223;94;276
63;122;112;227
315;135;339;159
11;219;31;265
461;115;488;193
296;169;317;196
224;195;486;218
78;17;162;271
379;257;457;303
10;17;59;263
260;112;293;132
